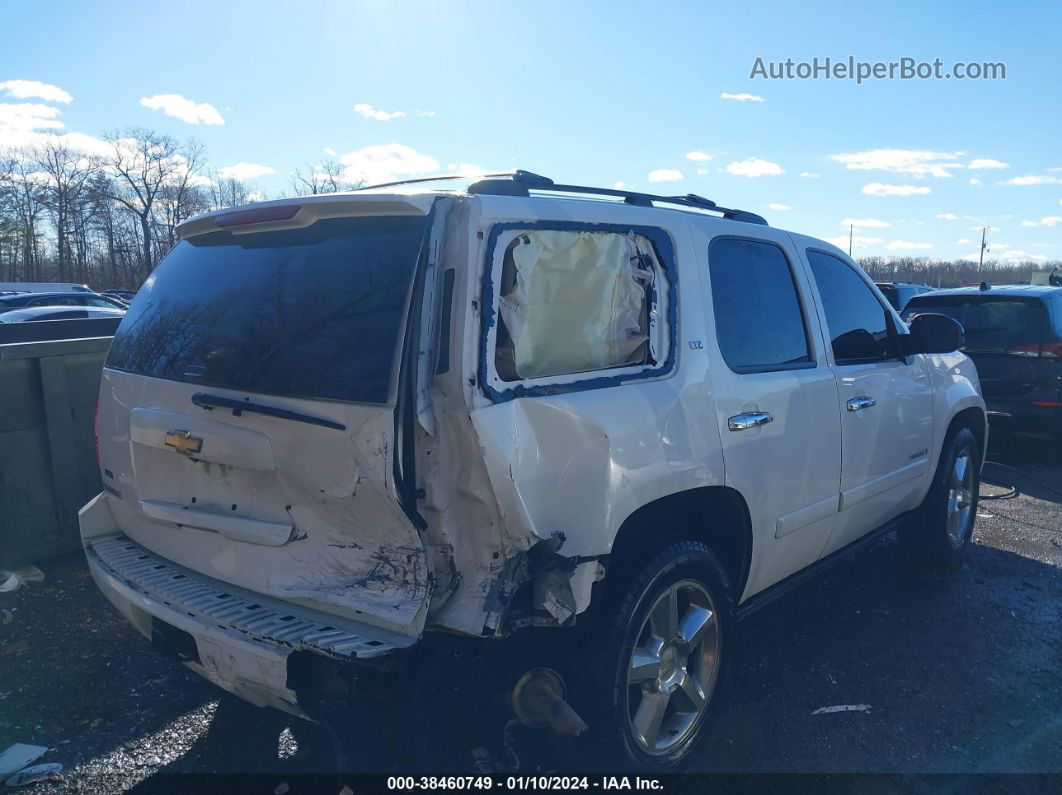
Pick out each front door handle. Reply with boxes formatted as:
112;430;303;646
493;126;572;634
847;396;877;412
728;411;773;431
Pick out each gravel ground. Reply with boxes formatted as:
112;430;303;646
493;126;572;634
1;431;1059;790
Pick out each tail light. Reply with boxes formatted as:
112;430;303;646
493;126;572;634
1006;343;1042;357
1039;341;1062;358
94;400;100;470
1006;341;1062;358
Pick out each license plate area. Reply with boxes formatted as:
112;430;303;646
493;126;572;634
151;616;201;664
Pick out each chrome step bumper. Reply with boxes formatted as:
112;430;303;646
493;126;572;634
87;534;413;660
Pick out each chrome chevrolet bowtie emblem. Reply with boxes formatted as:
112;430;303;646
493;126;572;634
164;429;203;456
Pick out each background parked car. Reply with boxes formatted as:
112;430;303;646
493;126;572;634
0;306;127;323
0;291;128;313
101;289;137;304
876;281;934;311
0;281;92;293
903;284;1062;436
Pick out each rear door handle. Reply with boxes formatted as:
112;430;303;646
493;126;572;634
847;396;877;412
728;411;773;431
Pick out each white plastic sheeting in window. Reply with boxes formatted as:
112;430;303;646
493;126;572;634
498;230;655;379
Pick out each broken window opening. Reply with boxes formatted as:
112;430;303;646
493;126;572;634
493;229;666;383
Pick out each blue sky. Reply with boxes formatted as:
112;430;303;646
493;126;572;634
2;0;1061;262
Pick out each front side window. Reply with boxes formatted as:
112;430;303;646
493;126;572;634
806;249;896;364
708;237;812;372
484;225;672;398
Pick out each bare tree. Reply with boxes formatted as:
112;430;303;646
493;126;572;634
33;136;100;281
1;152;46;281
102;128;184;279
207;172;255;209
288;157;356;195
157;139;209;248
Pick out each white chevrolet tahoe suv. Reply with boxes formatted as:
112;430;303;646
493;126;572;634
79;172;985;770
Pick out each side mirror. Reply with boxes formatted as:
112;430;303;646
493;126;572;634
903;313;965;354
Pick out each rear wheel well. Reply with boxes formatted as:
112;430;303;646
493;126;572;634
592;487;751;621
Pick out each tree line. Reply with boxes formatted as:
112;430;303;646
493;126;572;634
2;128;1059;291
859;255;1061;288
0;128;356;290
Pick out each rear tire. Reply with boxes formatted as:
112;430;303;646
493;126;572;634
900;426;980;564
572;541;732;772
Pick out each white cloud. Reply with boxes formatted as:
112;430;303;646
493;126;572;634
140;94;224;125
613;181;626;189
800;171;821;178
1001;174;1062;185
996;249;1047;262
968;158;1008;170
1021;216;1062;227
323;147;336;156
861;183;931;197
685;151;712;162
446;162;491;176
695;168;708;176
0;102;64;132
936;213;960;220
0;79;72;104
218;162;275;180
830;148;963;178
720;92;764;102
647;168;683;182
338;142;439;185
841;217;891;228
726;158;784;177
886;240;934;251
354;103;407;122
955;238;973;245
768;203;792;211
414;110;435;118
969;178;983;187
824;234;882;251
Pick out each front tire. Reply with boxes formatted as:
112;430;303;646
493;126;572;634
901;425;981;563
575;541;732;772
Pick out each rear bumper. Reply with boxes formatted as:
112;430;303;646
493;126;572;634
984;397;1062;434
78;493;414;716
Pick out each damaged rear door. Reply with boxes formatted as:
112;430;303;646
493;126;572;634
96;201;437;639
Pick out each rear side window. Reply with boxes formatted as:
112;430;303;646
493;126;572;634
491;228;666;382
806;250;896;364
107;215;429;405
708;237;812;372
903;296;1048;347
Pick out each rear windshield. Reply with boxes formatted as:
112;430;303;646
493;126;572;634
902;296;1047;347
107;215;429;405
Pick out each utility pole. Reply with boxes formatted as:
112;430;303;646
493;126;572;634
849;223;853;256
977;226;990;280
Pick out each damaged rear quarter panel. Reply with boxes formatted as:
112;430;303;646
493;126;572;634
462;203;726;616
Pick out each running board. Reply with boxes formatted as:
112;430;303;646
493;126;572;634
735;511;913;622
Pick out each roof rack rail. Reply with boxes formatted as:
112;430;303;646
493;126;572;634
467;170;769;226
354;172;521;192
